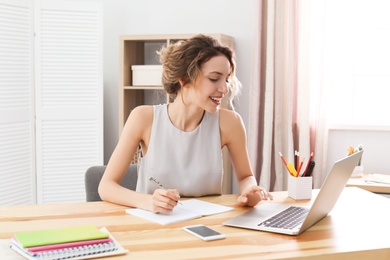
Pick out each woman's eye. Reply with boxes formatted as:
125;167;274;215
209;78;218;82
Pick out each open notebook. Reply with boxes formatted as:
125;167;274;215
126;199;234;225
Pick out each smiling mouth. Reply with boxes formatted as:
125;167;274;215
210;97;222;105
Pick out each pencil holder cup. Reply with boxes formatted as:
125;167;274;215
288;175;312;200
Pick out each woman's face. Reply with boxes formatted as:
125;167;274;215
190;55;231;113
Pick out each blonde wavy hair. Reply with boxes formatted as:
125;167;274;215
158;34;241;110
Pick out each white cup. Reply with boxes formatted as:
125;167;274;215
288;175;312;200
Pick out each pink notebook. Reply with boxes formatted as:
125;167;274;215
24;238;113;254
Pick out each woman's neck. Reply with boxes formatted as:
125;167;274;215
167;99;205;132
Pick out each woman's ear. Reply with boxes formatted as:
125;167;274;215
179;79;184;87
179;77;190;88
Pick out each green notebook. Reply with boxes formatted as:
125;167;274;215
14;224;109;248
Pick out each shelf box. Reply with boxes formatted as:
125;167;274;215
132;65;163;86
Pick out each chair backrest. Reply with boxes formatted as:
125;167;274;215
84;165;138;202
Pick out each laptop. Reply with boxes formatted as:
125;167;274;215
223;150;363;235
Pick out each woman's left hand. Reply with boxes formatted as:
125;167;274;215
237;185;273;207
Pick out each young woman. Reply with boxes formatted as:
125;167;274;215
98;34;272;213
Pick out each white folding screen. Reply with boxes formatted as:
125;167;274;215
0;0;35;205
34;0;103;204
0;0;103;205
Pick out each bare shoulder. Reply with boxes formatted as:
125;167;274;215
129;105;153;122
124;105;154;132
219;108;245;146
219;108;244;127
131;105;153;116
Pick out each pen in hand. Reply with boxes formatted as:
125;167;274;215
149;177;183;205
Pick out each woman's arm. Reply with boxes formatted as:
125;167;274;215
98;106;180;212
220;109;272;206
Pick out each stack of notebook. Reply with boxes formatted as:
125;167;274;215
10;224;128;260
365;173;390;185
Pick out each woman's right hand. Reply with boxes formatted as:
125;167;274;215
150;189;181;213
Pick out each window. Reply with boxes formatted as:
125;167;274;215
323;0;390;126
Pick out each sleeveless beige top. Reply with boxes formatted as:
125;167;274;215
136;104;223;197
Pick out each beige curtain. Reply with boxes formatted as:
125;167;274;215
248;0;328;191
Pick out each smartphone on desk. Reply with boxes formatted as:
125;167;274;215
183;225;226;241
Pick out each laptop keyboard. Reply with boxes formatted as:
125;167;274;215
258;206;309;230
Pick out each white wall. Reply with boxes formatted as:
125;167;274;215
326;126;390;176
102;0;258;168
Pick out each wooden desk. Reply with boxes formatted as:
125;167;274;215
347;174;390;194
1;187;390;259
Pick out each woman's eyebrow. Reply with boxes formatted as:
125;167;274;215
208;71;224;76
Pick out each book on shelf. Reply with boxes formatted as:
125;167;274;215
10;225;128;260
126;199;234;225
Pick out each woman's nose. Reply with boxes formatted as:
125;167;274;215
219;82;229;96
